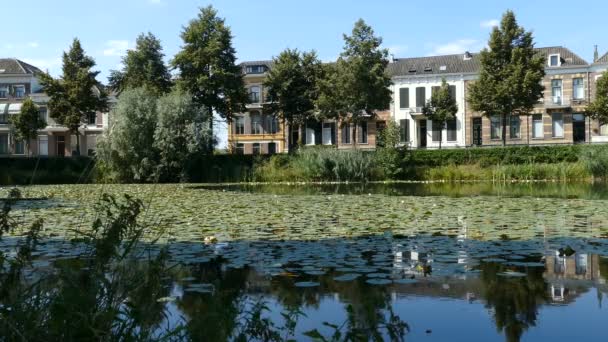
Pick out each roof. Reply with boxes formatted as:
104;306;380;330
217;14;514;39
0;58;43;75
596;52;608;64
536;46;588;67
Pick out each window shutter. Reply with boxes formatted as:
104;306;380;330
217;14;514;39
448;85;456;100
416;87;426;107
399;88;409;108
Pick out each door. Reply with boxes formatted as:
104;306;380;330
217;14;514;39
38;135;48;156
322;123;334;145
56;136;65;157
419;120;427;148
572;114;586;143
268;142;276;154
472;118;482;146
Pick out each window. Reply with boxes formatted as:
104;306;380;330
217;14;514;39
0;134;8;154
235;143;244;154
601;124;608;136
509;115;521;139
38;135;48;156
249;86;260;103
246;65;266;74
87;112;97;125
549;54;560;67
14;139;25;155
268;142;276;154
532;114;544;138
399;88;409;108
305;126;315;145
490;115;502;140
252;143;261;155
251;114;263;134
265;115;279;134
341;124;351;144
575;254;588;275
14;85;25;98
87;135;97;156
448;85;456;101
322;122;334;145
431;121;442;142
399;119;409;143
357;122;368;144
0;86;7;98
415;87;426;108
573;78;584;100
447;118;457;141
551;79;562;104
39;107;47;124
234;116;245;135
552;113;564;137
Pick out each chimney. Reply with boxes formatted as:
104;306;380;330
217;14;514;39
594;45;599;62
463;51;472;60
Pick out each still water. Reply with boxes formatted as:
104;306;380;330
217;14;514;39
2;182;608;341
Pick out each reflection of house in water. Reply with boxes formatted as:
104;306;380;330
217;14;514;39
544;252;605;303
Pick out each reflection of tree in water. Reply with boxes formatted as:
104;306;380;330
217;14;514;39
479;262;547;342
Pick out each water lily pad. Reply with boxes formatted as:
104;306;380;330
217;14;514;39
294;281;320;288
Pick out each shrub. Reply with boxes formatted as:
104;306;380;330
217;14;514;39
581;145;608;180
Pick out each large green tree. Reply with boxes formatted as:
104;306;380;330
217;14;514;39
263;49;323;150
587;69;608;126
172;5;248;150
40;38;108;155
108;32;173;95
96;87;158;183
9;98;46;155
154;90;211;181
422;79;458;149
317;19;392;146
467;10;545;146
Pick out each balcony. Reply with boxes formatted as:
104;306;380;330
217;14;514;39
538;96;571;109
408;106;425;116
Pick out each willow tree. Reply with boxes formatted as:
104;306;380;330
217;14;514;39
317;19;392;146
422;79;458;149
467;10;545;146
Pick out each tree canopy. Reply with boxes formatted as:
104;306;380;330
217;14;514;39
317;19;392;145
587;70;608;126
39;38;108;155
9;98;46;154
467;10;545;145
422;79;458;149
108;32;173;95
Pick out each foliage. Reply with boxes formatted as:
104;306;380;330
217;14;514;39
39;38;108;155
96;87;159;182
581;145;608;179
172;5;248;147
424;162;589;182
108;32;173;95
317;19;392;145
154;90;212;181
263;49;323;149
587;69;608;126
0;156;95;185
375;120;403;179
422;78;458;149
9;98;46;155
467;10;545;146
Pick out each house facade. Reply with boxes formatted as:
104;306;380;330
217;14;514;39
0;58;109;157
227;61;390;155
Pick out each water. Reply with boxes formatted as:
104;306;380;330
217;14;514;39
2;182;608;341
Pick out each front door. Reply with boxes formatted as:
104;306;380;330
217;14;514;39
472;118;482;146
419;119;427;148
56;136;65;157
573;114;586;143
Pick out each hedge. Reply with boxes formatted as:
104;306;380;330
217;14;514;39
0;157;96;185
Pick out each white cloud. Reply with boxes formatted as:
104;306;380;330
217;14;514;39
387;45;408;57
428;39;484;55
480;19;499;28
103;40;129;57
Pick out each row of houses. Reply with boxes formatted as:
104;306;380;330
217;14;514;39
0;59;111;157
229;46;608;154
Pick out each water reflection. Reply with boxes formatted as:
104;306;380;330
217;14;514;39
4;234;608;341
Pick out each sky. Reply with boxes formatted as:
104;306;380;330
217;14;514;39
3;0;608;147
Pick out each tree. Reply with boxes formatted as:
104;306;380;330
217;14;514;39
39;38;108;155
154;90;211;182
108;32;173;95
375;120;402;179
587;70;608;126
317;19;392;147
96;88;158;182
467;10;545;146
172;5;248;151
9;98;45;155
422;79;458;149
263;49;323;150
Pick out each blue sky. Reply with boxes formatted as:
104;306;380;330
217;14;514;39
3;0;607;147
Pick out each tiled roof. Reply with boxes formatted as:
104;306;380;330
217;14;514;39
0;58;43;75
596;52;608;64
536;46;588;67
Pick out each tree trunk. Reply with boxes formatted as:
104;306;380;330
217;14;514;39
352;120;357;149
502;113;507;147
75;132;80;156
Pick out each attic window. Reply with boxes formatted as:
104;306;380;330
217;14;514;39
246;65;267;74
408;68;416;73
463;51;472;60
439;65;447;71
549;54;561;67
424;66;432;72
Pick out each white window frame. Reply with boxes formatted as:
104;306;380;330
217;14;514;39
249;85;261;103
552;113;564;138
322;122;333;145
305;126;315;145
573;78;585;100
548;54;561;67
490;115;502;140
14;85;25;98
357;122;368;144
532;114;544;139
0;86;8;98
551;79;563;104
38;135;48;156
600;124;608;136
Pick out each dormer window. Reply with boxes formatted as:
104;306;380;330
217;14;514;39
408;68;416;73
14;85;25;98
246;65;267;74
549;54;561;67
463;51;472;60
424;66;432;72
439;65;447;71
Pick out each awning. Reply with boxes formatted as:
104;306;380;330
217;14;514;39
8;103;22;114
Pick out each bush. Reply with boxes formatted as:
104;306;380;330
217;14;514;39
0;157;96;185
581;145;608;180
